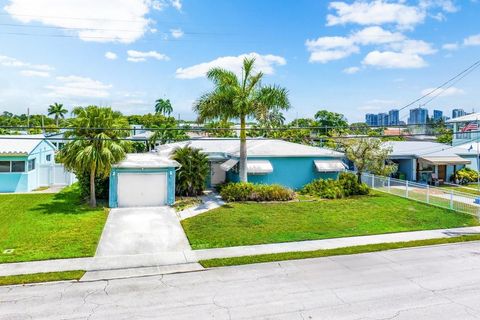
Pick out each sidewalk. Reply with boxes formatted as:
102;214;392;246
176;191;225;220
1;226;480;279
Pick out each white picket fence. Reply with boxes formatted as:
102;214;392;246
39;164;76;187
359;172;480;216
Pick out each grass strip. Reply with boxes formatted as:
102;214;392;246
0;270;85;286
199;235;480;268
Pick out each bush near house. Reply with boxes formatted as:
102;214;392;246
300;172;369;199
220;183;295;202
173;146;210;196
454;167;479;184
76;172;109;202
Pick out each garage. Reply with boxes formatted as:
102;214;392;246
109;153;179;208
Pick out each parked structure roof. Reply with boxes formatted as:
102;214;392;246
0;134;49;155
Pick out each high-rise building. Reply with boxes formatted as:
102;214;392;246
378;113;389;126
388;109;399;126
365;113;378;126
433;110;443;122
408;107;428;125
452;108;467;119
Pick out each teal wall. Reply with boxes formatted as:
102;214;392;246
0;155;29;192
109;167;176;208
226;157;343;190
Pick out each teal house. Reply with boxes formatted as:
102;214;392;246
158;138;346;190
109;153;179;208
0;134;56;193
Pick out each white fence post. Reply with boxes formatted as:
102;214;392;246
426;185;430;204
371;174;375;188
450;191;454;210
405;181;409;198
387;177;391;193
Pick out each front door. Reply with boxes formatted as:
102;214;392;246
438;165;447;181
210;162;226;186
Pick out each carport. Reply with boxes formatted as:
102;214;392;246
109;153;179;208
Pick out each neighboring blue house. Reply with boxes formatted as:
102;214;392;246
158;138;346;190
386;141;475;184
0;135;56;192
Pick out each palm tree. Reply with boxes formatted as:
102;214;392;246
155;98;173;116
172;146;209;196
59;106;131;207
194;57;290;182
47;103;68;126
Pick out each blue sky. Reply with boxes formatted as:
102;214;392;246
0;0;479;123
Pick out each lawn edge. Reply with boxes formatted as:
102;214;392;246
0;270;86;287
199;235;480;268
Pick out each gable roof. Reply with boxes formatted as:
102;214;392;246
385;141;473;158
446;113;480;123
0;134;52;156
157;138;344;158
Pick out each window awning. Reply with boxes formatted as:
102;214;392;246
247;160;273;174
314;160;347;172
220;159;238;171
419;156;471;165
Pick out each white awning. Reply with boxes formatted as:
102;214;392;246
419;156;470;165
247;160;273;174
220;159;238;171
314;160;347;172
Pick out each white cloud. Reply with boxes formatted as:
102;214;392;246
170;0;182;10
363;51;427;69
46;75;112;98
305;36;359;63
4;0;160;43
176;52;286;79
343;66;360;74
150;0;182;11
20;70;50;77
351;26;405;45
126;50;170;62
421;86;465;97
442;42;459;50
170;28;184;39
388;40;436;55
105;51;118;60
0;55;53;71
326;1;426;29
464;34;480;46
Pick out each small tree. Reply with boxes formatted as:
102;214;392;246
48;103;68;126
173;146;209;196
341;138;397;183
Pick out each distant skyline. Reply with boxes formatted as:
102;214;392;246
0;0;480;122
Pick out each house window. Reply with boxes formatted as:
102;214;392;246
12;161;26;172
0;161;9;172
46;154;52;162
28;159;36;171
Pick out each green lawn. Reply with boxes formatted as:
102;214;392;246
182;192;479;249
0;185;108;264
0;271;85;286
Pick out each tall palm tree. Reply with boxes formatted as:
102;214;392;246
194;57;290;182
47;103;68;126
59;106;131;207
155;98;173;116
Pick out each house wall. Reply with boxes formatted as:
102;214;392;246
226;156;344;190
109;167;176;208
392;158;415;181
0;155;29;192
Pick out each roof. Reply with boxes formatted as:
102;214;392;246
446;113;480;123
157;138;344;158
114;153;180;169
385;141;473;158
0;134;51;155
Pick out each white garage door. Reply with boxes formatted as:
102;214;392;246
117;173;167;208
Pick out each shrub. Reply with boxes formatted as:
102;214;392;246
173;146;209;196
455;167;479;184
220;183;295;202
300;172;369;199
76;172;109;201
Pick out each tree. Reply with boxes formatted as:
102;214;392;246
48;103;68;126
341;138;397;183
155;98;173;116
314;110;348;136
172;146;209;196
194;57;290;182
59;106;131;207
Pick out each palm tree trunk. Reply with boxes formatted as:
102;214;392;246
89;169;96;208
56;116;59;127
239;115;248;182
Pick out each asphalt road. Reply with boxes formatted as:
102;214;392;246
2;242;480;319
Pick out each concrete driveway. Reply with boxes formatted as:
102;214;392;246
95;207;192;257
